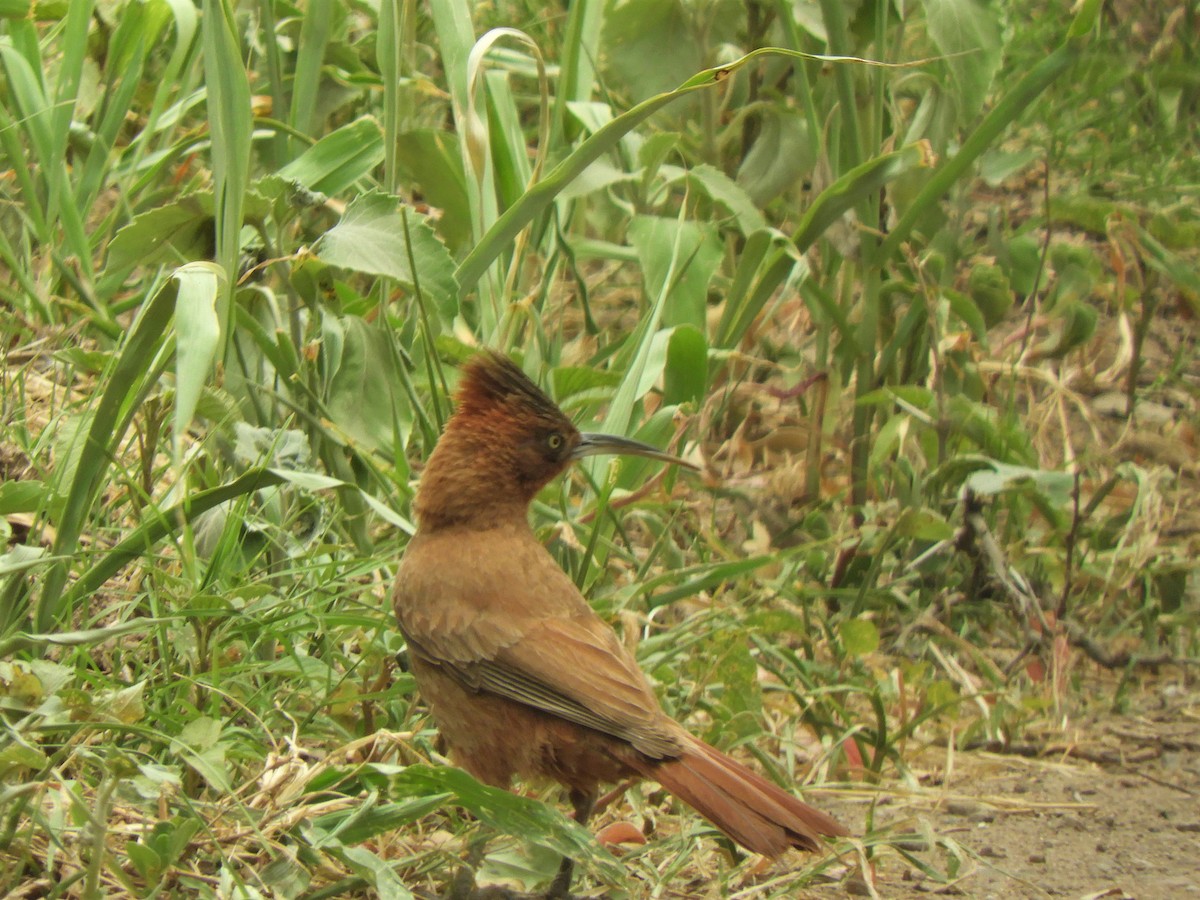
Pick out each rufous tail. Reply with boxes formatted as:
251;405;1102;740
629;737;848;857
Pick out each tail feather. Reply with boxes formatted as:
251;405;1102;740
627;736;847;857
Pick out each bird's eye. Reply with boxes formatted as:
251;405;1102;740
547;433;564;451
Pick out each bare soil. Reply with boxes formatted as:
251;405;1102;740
856;684;1200;899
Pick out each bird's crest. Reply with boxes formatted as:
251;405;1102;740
456;350;565;423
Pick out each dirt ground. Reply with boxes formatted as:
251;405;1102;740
859;682;1200;899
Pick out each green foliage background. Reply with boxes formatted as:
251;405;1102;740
1;0;1196;895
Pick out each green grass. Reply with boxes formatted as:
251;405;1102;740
1;0;1197;896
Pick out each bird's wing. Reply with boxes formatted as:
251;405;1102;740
401;607;682;759
395;528;683;758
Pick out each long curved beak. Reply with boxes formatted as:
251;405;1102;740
572;433;698;470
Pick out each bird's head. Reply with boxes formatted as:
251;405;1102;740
415;351;694;527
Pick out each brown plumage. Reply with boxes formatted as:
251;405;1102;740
393;351;846;892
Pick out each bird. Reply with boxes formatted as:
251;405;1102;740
393;350;847;897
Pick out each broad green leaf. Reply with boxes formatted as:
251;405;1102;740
965;460;1074;506
893;508;955;542
311;793;448;846
260;851;311;899
920;0;1005;122
945;287;988;339
603;0;702;104
394;129;471;250
1035;300;1097;359
840;618;880;657
926;679;960;712
102;681;146;725
172;716;232;793
663;324;707;406
0;742;51;778
104;190;269;277
315;192;459;319
629;215;721;331
322;315;413;457
736;108;818;207
559;158;635;201
0;480;46;515
966;262;1013;328
125;842;163;882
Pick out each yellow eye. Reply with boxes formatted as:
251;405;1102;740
547;433;563;450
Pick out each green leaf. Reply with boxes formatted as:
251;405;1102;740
965;460;1074;506
321;315;413;457
602;0;702;104
793;141;933;253
337;846;413;900
172;262;225;464
920;0;1005;122
687;163;767;235
268;468;414;534
945;287;988;340
391;766;624;885
172;716;232;793
628;215;721;331
0;0;32;18
315;192;459;319
1036;299;1097;359
201;0;253;336
104;194;216;275
736;108;817;207
925;679;960;712
394;129;471;251
54;468;290;623
0;617;173;657
663;324;707;407
39;274;178;630
880;31;1091;262
966;262;1013;328
278;117;386;196
125;841;163;882
0;480;46;515
839;618;880;657
893;508;954;542
310;794;448;845
102;681;146;725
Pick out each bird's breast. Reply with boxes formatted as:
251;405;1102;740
394;522;593;632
